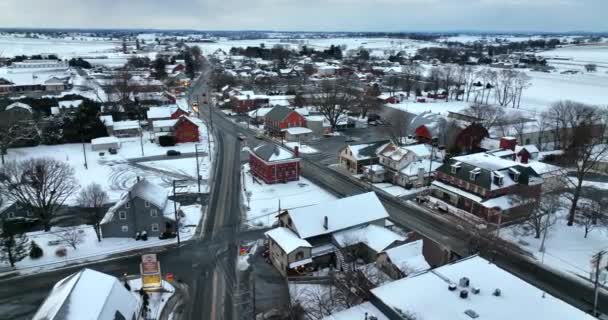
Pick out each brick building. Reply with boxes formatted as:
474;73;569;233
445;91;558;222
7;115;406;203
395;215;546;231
249;144;300;184
264;106;307;137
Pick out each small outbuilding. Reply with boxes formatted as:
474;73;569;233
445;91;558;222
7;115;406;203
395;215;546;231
91;136;121;151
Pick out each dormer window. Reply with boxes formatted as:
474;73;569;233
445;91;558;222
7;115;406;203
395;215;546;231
509;168;520;182
493;171;504;186
469;168;481;181
451;162;462;174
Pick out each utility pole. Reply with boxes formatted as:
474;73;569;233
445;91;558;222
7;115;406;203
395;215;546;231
81;141;88;169
427;136;438;186
139;129;145;157
172;179;189;246
593;250;606;317
194;144;203;193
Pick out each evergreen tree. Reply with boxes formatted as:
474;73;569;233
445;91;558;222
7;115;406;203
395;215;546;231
41;119;63;145
122;38;127;54
29;240;43;259
135;39;140;51
0;226;29;267
153;57;168;80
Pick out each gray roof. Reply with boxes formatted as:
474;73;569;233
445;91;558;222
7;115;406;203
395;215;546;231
265;105;294;122
252;143;294;162
348;140;390;160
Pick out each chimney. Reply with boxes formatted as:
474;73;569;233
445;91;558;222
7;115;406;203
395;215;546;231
499;137;517;151
323;216;328;230
294;146;299;157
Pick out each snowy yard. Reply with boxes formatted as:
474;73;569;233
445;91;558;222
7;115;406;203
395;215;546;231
241;164;336;228
0;204;202;275
385;100;469;116
503;196;608;282
4;117;214;202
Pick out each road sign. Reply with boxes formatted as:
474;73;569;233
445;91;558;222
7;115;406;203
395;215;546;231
140;254;162;290
166;272;175;282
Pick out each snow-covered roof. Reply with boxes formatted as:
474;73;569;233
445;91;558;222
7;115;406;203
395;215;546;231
515;144;540;154
99;115;113;126
452;152;518;171
282;127;313;135
153;119;178;128
147;105;182;119
287;192;389;239
91;136;120;145
58;100;83;109
265;227;311;254
32;268;138;320
403;144;432;158
112;120;140;131
333;225;405;253
382;240;430;274
5;102;32;112
347;140;390;161
322;302;389;320
102;179;168;224
247;107;273;118
400;159;442;177
524;161;562;176
371;255;596;320
252;144;297;162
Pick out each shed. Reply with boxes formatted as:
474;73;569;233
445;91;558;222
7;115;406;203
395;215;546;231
91;136;120;151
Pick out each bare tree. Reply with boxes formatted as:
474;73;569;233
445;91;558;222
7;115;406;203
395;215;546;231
513;72;531;109
359;84;382;118
576;196;608;238
428;67;443;97
0;158;78;231
0;121;39;165
458;65;476;102
442;64;456;102
54;227;85;249
401;63;421;99
477;69;496;105
493;69;519;107
526;193;561;240
461;104;506;133
312;78;359;130
556;102;608;226
383;109;413;145
76;183;109;242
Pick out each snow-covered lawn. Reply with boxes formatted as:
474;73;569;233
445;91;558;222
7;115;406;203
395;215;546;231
373;183;425;198
284;142;319;154
241;164;336;228
289;282;345;318
502;202;608;282
1;204;202;275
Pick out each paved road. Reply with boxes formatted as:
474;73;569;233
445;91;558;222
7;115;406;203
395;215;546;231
210;100;608;317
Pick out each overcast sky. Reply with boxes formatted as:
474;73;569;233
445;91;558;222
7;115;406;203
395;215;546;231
0;0;605;32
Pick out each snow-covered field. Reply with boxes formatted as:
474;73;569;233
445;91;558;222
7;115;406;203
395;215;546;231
241;164;336;228
0;36;118;58
2;204;202;275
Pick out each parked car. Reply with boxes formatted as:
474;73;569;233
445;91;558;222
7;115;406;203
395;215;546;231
255;132;265;139
108;148;117;155
166;150;181;156
238;133;247;141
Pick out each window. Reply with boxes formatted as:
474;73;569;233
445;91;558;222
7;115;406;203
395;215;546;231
7;212;15;219
296;251;304;260
150;209;158;217
451;162;462;174
119;211;127;220
121;225;129;232
469;168;480;181
493;171;504;186
509;168;520;182
27;211;33;217
151;223;159;232
125;202;130;209
144;201;150;208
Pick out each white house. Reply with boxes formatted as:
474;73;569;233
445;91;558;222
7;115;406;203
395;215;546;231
32;268;139;320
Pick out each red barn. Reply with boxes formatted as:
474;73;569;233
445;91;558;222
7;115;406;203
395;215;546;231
171;107;189;119
173;116;200;143
249;144;300;184
231;95;269;114
264;106;307;137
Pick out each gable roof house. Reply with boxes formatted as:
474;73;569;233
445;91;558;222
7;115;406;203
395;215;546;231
376;239;431;280
266;192;394;276
100;178;181;238
249;143;300;184
263;105;307;137
430;151;543;223
339;140;390;174
373;142;442;188
32;268;138;320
